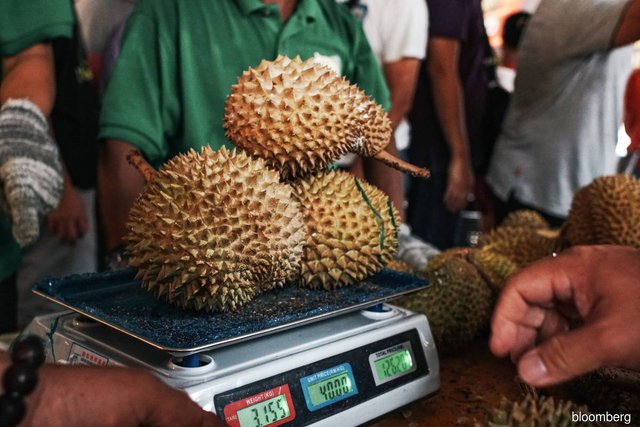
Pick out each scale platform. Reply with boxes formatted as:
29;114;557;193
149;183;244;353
25;269;440;426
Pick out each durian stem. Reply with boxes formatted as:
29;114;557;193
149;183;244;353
127;150;157;183
373;150;430;179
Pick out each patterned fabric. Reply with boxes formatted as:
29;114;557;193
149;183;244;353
0;99;63;247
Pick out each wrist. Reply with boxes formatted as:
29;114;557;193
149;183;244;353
0;336;45;427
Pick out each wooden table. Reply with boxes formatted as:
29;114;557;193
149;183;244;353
372;338;522;426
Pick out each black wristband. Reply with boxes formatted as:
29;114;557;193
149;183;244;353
0;335;45;427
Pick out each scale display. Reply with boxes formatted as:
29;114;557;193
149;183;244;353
223;384;296;427
369;341;416;385
300;363;358;411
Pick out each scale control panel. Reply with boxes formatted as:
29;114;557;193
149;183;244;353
215;329;428;427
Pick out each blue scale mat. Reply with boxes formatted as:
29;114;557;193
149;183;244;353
33;268;427;354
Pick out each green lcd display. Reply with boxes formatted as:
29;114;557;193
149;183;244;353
236;394;290;427
300;363;358;411
307;371;353;406
369;342;416;385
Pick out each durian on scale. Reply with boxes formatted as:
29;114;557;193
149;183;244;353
224;55;430;181
124;146;306;312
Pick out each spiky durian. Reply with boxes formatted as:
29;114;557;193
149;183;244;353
569;367;640;420
468;249;519;293
561;174;640;248
500;209;550;230
224;55;428;180
290;169;399;289
394;249;494;354
478;227;560;267
477;394;610;427
125;146;305;312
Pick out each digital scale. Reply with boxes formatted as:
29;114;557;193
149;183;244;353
25;269;440;426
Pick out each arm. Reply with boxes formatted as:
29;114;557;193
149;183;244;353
97;139;146;251
426;37;474;213
46;167;88;245
1;350;221;427
490;245;640;387
1;43;55;115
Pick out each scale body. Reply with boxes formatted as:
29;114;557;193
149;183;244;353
26;303;439;426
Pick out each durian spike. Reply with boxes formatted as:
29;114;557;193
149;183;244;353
372;149;430;178
127;150;157;183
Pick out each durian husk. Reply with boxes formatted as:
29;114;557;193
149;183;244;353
125;146;305;312
500;209;550;230
561;174;640;248
468;249;519;293
478;227;561;267
290;169;399;289
393;248;494;354
476;393;613;427
569;367;640;421
224;55;428;180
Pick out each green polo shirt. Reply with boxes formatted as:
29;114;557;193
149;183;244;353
99;0;390;168
0;0;73;281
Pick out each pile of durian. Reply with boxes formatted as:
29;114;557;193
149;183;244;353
475;391;614;427
124;55;427;312
393;174;640;354
394;174;640;422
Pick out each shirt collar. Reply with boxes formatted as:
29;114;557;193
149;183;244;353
233;0;318;23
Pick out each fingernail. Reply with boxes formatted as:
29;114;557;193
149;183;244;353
519;351;549;384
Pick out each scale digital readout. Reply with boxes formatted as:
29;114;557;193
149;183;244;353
224;385;295;427
300;363;358;411
369;341;416;385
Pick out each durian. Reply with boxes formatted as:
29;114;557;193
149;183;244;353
478;227;560;267
290;169;399;289
224;55;429;180
569;367;640;420
477;394;611;427
394;249;494;354
500;209;550;230
468;249;519;293
125;147;305;312
561;174;640;248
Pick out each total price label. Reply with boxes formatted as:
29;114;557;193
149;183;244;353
223;384;295;427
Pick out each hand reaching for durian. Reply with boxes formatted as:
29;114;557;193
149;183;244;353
490;245;640;388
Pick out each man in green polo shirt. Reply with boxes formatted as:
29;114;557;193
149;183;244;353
0;0;72;332
98;0;394;252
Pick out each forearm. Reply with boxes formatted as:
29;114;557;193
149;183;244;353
428;64;471;164
383;59;421;131
98;139;147;251
425;37;472;167
1;44;55;115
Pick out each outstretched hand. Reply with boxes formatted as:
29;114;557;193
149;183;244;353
23;363;225;427
490;245;640;387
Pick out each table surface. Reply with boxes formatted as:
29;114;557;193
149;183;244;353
372;338;522;426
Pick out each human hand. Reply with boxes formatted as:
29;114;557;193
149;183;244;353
0;99;63;247
489;245;640;388
23;364;224;427
46;183;88;245
444;156;474;213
